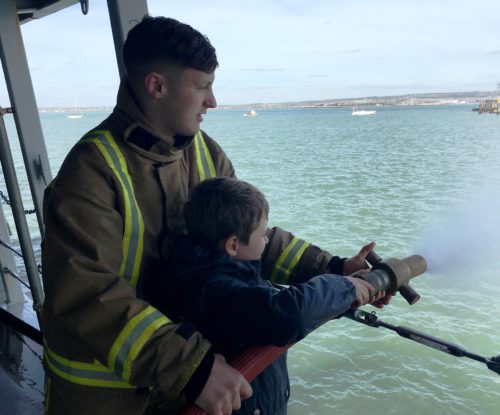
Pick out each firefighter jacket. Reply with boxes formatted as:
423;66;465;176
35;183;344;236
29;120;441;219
41;79;345;414
146;235;357;415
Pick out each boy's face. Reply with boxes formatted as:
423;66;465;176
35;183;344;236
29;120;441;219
234;216;269;261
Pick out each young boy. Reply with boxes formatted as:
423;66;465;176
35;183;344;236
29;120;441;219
147;177;378;415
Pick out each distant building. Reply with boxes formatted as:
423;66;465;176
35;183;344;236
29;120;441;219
474;99;499;114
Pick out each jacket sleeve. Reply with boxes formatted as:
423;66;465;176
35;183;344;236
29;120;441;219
177;272;356;348
261;227;346;285
42;142;213;401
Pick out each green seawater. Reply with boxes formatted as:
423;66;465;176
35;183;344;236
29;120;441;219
3;105;500;414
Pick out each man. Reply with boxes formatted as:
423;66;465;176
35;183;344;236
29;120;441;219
41;15;378;415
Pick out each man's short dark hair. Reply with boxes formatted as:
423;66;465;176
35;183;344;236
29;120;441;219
184;177;269;249
123;15;218;79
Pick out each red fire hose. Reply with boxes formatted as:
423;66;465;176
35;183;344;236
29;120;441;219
182;345;288;415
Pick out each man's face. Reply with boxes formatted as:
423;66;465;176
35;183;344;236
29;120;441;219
161;68;217;137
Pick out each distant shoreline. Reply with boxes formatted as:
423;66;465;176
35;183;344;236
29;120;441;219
37;90;498;113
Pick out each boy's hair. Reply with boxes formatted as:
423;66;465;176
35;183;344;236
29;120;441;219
184;177;269;249
123;15;218;79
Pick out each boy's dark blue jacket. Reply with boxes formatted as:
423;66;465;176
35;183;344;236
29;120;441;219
146;235;357;415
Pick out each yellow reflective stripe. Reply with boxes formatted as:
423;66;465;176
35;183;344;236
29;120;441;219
108;306;170;382
44;341;135;388
82;130;144;287
44;375;51;412
194;131;216;181
46;133;168;388
270;238;311;284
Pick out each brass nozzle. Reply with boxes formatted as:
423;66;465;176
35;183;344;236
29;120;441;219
382;255;427;287
364;252;427;305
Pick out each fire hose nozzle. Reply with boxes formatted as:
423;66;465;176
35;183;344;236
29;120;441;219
364;252;427;305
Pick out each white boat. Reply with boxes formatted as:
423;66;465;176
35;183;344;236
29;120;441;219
243;107;257;117
352;105;376;116
67;98;83;119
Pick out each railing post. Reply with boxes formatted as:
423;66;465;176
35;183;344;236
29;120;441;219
0;107;43;315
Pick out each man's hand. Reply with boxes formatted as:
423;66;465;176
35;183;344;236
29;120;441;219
370;292;393;308
343;241;375;276
195;354;252;415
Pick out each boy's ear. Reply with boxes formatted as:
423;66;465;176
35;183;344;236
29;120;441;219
144;72;167;99
224;235;240;257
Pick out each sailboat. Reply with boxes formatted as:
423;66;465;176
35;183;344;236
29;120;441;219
67;98;83;119
243;107;257;117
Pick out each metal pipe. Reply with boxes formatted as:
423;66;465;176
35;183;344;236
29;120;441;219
0;0;52;237
106;0;149;79
0;107;44;317
346;309;500;376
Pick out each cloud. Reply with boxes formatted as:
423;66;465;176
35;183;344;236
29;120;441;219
338;49;362;54
4;0;498;107
241;68;285;72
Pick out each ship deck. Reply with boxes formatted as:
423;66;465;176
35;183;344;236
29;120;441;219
0;302;44;415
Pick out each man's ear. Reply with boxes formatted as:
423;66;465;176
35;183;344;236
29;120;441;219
144;72;167;99
224;235;240;257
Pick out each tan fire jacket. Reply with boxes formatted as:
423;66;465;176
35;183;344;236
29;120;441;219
41;80;338;414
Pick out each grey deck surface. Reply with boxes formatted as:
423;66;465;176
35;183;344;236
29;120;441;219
0;314;44;415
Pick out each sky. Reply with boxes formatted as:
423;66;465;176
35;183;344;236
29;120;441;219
1;0;499;107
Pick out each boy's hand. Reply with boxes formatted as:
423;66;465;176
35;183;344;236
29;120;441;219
344;276;375;308
345;274;392;309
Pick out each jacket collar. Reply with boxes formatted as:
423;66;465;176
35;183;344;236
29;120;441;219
179;235;261;276
115;78;194;162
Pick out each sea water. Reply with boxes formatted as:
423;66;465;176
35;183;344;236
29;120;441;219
2;105;500;414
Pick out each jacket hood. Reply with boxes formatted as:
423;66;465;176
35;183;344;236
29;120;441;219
115;78;194;162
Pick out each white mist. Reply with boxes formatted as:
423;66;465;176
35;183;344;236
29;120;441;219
414;184;500;277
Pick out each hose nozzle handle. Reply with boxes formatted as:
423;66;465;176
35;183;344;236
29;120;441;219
366;251;382;265
398;284;421;305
